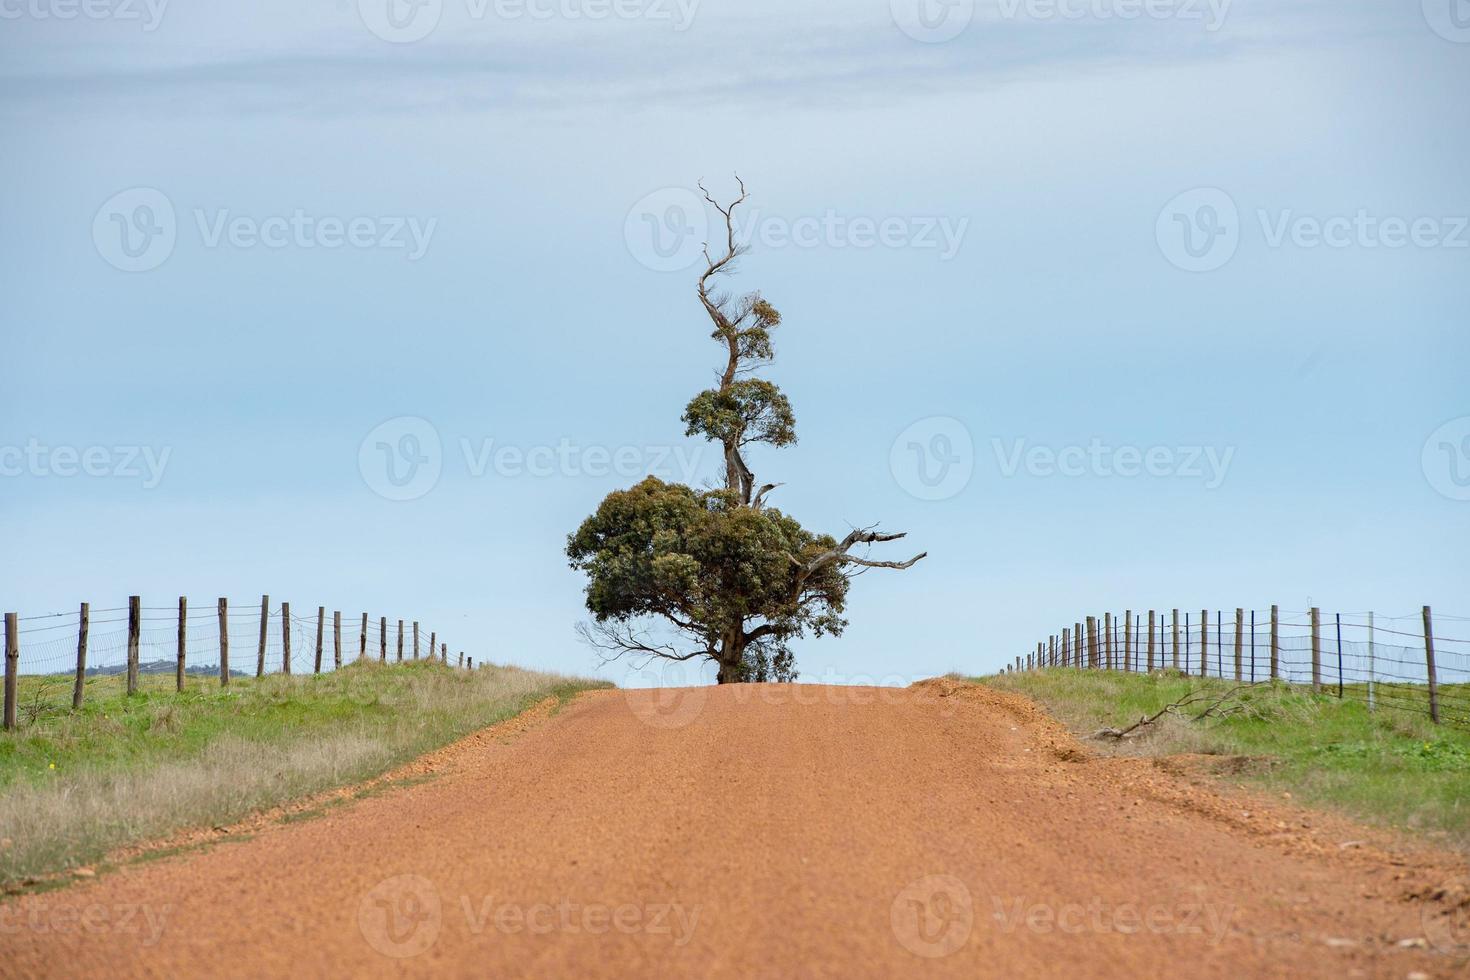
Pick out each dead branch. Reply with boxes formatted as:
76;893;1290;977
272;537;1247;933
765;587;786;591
1089;684;1254;740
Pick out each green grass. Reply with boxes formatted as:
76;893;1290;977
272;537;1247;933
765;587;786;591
980;669;1470;848
0;661;610;885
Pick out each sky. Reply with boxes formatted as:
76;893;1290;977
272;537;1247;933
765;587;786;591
1;0;1467;687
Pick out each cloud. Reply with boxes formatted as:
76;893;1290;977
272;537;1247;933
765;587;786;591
0;0;1403;118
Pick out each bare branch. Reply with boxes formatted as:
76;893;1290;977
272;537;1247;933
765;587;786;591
575;621;716;670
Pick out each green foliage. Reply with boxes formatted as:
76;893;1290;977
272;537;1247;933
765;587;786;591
682;379;796;450
566;476;849;657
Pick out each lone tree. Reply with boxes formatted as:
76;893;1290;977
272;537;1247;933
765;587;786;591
567;179;925;683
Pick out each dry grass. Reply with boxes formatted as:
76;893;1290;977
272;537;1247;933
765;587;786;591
0;661;607;885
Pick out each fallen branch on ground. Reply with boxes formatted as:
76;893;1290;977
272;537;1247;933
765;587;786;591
1089;685;1254;740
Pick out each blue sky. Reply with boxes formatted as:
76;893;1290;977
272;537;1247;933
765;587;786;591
2;0;1467;686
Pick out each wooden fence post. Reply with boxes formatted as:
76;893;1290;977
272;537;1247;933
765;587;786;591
1074;622;1082;665
73;602;89;709
1171;609;1180;671
1086;617;1097;668
127;595;141;695
1147;610;1156;672
4;613;18;730
333;611;342;669
1104;613;1113;670
1234;608;1243;682
1270;604;1279;681
441;642;447;664
413;622;420;660
467;657;473;670
458;652;464;669
1124;611;1132;672
397;620;404;662
1310;607;1321;691
218;598;230;687
430;632;436;663
1424;605;1440;724
256;594;269;678
282;602;292;675
315;607;325;674
177;596;187;692
1061;628;1070;668
360;613;368;661
380;616;387;662
1197;609;1207;677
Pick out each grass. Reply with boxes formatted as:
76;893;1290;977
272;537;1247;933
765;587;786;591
980;669;1470;848
0;660;610;885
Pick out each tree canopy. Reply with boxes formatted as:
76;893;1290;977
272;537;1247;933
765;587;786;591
567;178;924;683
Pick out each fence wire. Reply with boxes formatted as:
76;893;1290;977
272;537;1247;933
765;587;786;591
1019;609;1468;728
3;598;453;686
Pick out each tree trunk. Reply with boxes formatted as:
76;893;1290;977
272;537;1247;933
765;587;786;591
716;630;745;684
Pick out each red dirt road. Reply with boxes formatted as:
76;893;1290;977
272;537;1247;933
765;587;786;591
2;681;1466;978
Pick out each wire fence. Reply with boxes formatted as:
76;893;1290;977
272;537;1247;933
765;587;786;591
1011;606;1469;728
2;596;475;729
